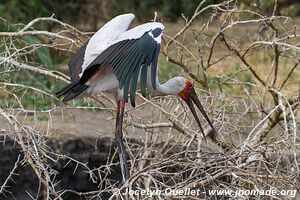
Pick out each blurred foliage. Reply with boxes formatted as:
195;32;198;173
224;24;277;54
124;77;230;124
158;58;181;82
239;0;300;16
0;0;201;31
26;36;53;68
0;0;299;31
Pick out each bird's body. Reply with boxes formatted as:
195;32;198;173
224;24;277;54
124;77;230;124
56;13;216;183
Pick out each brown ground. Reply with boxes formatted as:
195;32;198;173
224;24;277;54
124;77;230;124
0;109;117;138
0;99;165;141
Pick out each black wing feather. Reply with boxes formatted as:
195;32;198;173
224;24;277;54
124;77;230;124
130;62;143;107
113;43;140;80
118;47;143;88
151;44;160;90
68;41;89;81
121;53;143;98
80;41;125;83
140;64;148;97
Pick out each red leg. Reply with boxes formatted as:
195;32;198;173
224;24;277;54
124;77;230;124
115;99;129;182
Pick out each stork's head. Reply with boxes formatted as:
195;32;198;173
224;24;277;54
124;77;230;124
177;79;217;141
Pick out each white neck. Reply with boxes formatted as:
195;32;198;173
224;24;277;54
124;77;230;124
148;76;185;96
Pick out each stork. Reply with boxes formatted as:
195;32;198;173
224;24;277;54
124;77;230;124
56;13;217;183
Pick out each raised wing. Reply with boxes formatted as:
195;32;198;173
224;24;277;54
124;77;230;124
81;22;164;107
68;13;135;81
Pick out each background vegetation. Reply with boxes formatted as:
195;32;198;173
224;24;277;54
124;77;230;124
1;0;300;29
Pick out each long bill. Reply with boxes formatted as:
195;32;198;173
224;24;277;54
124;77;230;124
185;88;217;141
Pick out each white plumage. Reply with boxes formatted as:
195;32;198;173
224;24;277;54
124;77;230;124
81;13;135;77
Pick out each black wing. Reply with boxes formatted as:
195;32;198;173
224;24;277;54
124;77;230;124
55;40;90;102
68;40;89;81
81;28;163;107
